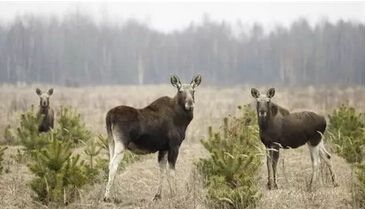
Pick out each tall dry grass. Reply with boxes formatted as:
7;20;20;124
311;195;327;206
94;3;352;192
0;84;363;209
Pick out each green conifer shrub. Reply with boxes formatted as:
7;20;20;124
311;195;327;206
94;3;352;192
55;106;91;145
197;104;262;209
28;134;88;205
13;106;95;205
13;105;141;205
83;138;103;183
16;105;49;156
326;105;364;207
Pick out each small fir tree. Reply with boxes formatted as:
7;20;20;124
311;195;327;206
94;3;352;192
28;134;88;204
56;106;91;145
198;104;262;209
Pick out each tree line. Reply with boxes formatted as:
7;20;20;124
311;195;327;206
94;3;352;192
0;13;363;86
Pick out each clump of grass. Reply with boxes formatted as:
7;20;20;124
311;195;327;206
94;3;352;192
197;104;262;209
326;105;364;207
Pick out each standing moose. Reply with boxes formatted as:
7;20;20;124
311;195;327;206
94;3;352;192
251;88;338;190
35;88;54;133
103;75;202;202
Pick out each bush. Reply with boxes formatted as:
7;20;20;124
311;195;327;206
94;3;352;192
28;134;89;205
326;105;364;207
197;104;262;209
16;106;49;155
327;105;364;163
55;106;91;145
13;106;96;205
13;106;141;205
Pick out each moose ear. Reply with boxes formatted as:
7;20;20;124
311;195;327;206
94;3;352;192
191;74;202;88
170;75;181;89
251;88;260;98
267;88;275;98
36;88;42;96
48;88;54;96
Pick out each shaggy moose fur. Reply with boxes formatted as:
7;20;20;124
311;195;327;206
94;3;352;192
251;88;337;190
36;88;54;133
103;75;202;202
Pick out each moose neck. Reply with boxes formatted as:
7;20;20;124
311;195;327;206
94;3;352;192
39;106;50;115
173;95;193;123
258;113;272;131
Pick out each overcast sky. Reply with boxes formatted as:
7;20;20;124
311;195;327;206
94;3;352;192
0;1;363;32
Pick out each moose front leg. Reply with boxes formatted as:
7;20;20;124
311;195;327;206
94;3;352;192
266;148;274;189
154;151;167;201
167;146;179;197
272;147;280;189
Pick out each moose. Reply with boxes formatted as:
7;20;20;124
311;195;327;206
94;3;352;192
103;75;202;202
35;88;54;133
251;88;338;189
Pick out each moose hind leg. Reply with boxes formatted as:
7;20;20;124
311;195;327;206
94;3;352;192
319;141;339;187
104;137;125;202
154;151;167;201
308;142;320;189
108;136;115;164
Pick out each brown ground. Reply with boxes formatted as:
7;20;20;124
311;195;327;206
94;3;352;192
0;85;363;209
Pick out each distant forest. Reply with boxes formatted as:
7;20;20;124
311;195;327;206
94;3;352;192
0;13;364;86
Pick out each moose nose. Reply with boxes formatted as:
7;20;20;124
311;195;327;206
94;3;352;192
185;101;194;111
259;111;266;117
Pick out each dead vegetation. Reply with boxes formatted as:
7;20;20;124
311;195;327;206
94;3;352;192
0;84;363;209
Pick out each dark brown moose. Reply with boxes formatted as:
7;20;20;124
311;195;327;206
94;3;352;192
103;75;202;202
36;88;54;133
251;88;338;190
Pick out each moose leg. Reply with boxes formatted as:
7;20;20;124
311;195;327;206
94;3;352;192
167;147;179;197
308;142;320;189
108;137;115;165
154;151;168;200
104;139;125;202
272;147;280;189
266;148;274;189
319;141;338;187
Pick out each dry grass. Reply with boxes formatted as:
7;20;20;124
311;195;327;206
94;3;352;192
256;146;356;209
0;84;363;209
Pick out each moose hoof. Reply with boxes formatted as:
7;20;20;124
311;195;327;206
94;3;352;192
273;183;278;189
333;182;339;187
153;194;161;201
103;196;111;202
267;182;272;190
307;183;315;191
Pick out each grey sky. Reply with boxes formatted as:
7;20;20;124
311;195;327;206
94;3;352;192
0;1;363;32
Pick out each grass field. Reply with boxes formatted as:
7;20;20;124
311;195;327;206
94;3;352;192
0;84;364;209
